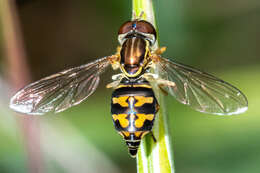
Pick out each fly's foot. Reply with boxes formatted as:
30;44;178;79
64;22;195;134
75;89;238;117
151;131;157;143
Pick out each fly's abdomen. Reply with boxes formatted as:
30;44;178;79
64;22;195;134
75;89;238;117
111;81;159;157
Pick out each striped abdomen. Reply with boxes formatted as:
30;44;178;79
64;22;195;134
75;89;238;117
111;81;159;157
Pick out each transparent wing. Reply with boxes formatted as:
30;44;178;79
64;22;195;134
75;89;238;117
155;57;248;115
10;56;112;115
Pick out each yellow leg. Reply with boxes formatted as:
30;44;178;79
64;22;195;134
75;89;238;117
153;46;167;55
106;80;121;89
158;84;169;96
108;54;120;70
106;73;125;89
143;73;175;86
116;46;121;55
142;73;176;92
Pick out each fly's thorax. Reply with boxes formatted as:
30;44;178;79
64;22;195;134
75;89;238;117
119;37;151;78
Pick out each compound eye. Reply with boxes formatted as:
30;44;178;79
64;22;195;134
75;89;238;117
135;20;156;39
118;21;134;35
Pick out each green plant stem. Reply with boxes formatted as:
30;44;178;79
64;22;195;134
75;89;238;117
132;0;175;173
0;1;43;173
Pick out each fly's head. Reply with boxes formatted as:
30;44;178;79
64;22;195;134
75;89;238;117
118;20;157;47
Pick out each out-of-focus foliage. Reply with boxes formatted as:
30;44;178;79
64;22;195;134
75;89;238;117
0;0;259;172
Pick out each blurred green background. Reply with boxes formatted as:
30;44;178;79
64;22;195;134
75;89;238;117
0;0;260;173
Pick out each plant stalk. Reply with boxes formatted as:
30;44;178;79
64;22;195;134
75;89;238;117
132;0;175;172
0;1;43;173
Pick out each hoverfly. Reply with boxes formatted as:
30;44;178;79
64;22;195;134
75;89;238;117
10;17;248;158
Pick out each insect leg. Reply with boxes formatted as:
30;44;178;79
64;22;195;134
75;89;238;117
112;73;124;80
143;73;176;87
116;46;121;55
108;54;120;70
150;131;157;143
152;47;167;55
106;80;121;89
106;73;125;88
142;73;159;80
158;84;169;96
